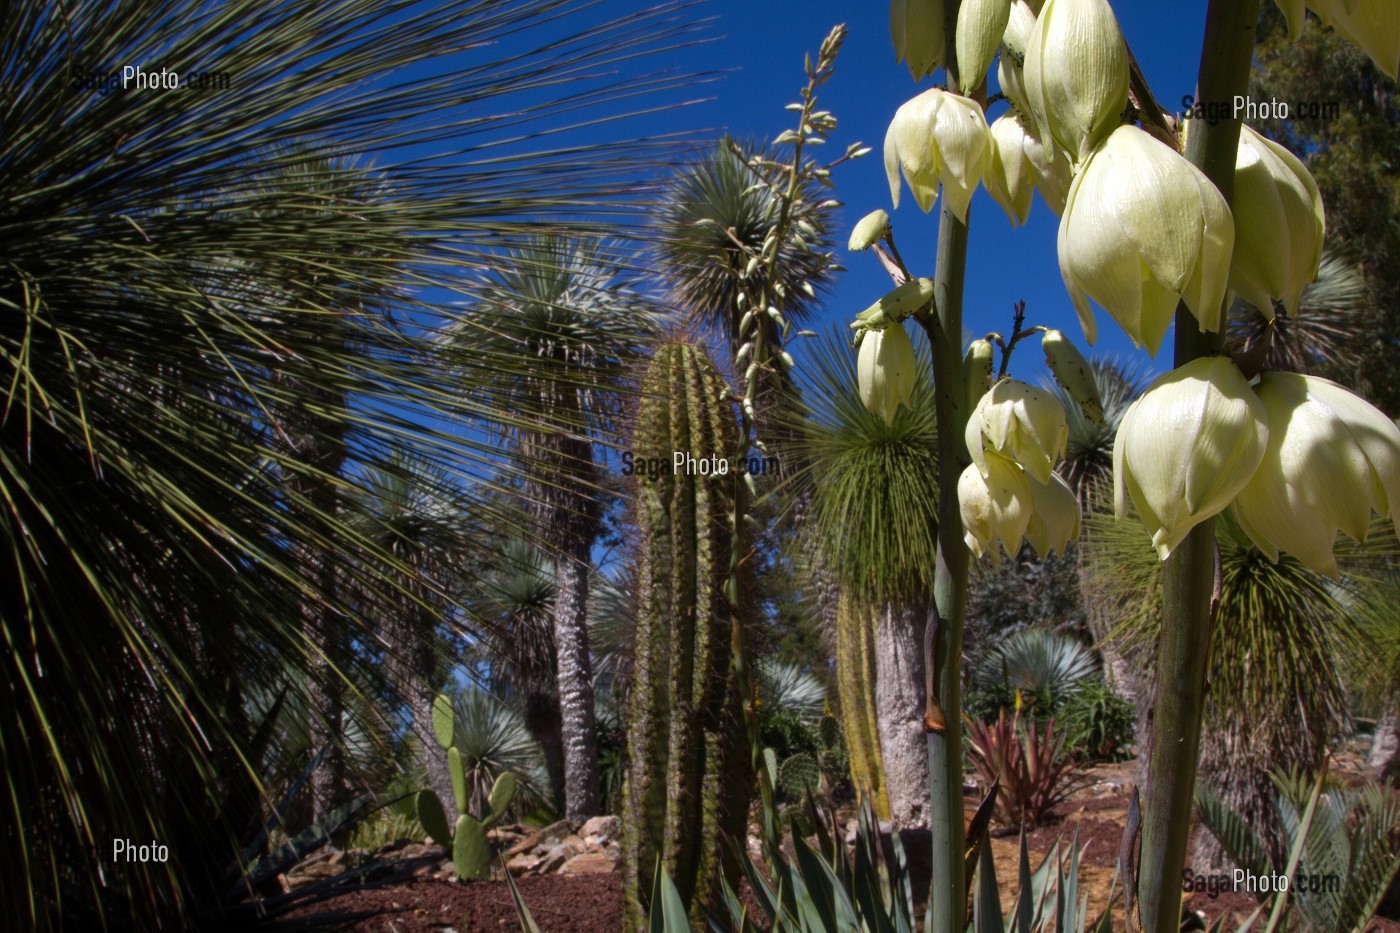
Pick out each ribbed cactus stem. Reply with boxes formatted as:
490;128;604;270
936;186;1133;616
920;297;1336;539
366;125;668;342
835;592;890;820
621;342;751;931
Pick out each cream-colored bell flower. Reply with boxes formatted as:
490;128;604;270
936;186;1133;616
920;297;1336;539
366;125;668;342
1025;472;1080;557
966;377;1068;484
1021;125;1072;216
1059;125;1235;357
1314;0;1400;79
1022;0;1129;164
885;88;992;222
892;0;946;80
985;113;1036;225
959;453;1034;564
1114;356;1268;560
1232;372;1400;577
858;324;919;424
996;1;1038;108
1230;126;1324;319
957;0;1014;93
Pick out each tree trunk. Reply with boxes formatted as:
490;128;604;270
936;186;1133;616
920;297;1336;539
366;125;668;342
384;609;454;810
876;598;931;829
553;543;600;819
1369;697;1400;783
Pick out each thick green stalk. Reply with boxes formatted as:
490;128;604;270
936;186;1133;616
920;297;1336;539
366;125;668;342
923;6;971;929
1136;2;1259;931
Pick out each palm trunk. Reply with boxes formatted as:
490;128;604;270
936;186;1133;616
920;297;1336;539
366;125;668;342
553;540;600;819
876;598;931;829
384;608;454;812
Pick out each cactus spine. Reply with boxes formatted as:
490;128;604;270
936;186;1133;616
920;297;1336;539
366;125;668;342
621;342;751;930
415;694;517;881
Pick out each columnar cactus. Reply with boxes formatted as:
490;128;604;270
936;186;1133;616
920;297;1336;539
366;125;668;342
834;592;890;820
620;342;751;930
415;694;517;881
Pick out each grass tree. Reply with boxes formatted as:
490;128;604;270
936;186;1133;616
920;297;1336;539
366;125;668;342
448;236;664;819
786;329;940;827
0;0;708;926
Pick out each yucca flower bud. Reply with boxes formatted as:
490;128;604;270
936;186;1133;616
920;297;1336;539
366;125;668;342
1232;372;1400;577
995;1;1038;116
963;338;996;408
966;377;1068;484
891;0;946;81
1022;0;1130;164
1041;328;1104;425
1025;472;1080;557
985;113;1036;226
848;209;891;252
885;89;992;222
959;454;1034;565
957;0;1013;94
1059;125;1235;357
858;324;919;424
1230;125;1325;319
1114;356;1268;559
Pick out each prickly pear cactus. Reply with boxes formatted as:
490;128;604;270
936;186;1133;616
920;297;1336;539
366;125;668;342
414;695;519;881
620;342;752;931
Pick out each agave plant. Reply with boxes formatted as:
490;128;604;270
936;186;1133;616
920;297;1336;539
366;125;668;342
972;628;1101;718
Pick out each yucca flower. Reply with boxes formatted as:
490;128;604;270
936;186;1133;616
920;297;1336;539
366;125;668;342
985;113;1037;225
996;0;1039;116
1114;356;1268;559
1230;125;1325;319
884;88;992;221
1025;471;1081;557
1059;125;1235;356
959;453;1034;564
1022;0;1130;163
858;324;920;424
1279;0;1400;79
848;209;891;251
1232;372;1400;577
965;377;1068;483
891;0;946;80
956;0;1014;93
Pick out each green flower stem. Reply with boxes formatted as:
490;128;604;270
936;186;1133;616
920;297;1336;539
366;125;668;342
921;4;971;930
1137;2;1260;931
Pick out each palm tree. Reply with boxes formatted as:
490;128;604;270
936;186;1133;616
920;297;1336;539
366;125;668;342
1;1;706;926
784;328;941;828
447;236;664;819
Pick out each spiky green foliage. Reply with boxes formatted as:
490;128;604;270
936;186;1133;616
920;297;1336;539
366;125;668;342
1;0;710;926
1228;252;1372;377
1197;770;1400;933
621;342;751;931
970;629;1100;719
787;329;939;601
1039;356;1148;506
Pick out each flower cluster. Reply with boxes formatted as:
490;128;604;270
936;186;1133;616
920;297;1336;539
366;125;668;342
959;376;1079;563
1115;358;1400;575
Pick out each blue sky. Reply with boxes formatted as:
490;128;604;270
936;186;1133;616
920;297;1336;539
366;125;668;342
653;0;1218;383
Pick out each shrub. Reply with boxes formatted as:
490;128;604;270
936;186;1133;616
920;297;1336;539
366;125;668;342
965;710;1091;829
1059;681;1135;762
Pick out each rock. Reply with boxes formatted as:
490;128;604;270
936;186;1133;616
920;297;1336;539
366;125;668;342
537;848;569;874
579;815;619;841
559;835;588;858
399;843;446;861
560;852;617;875
507;853;546;877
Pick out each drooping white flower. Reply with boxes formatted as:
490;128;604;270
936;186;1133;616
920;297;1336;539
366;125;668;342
959;453;1034;564
884;88;992;222
1232;372;1400;577
1314;0;1400;79
966;377;1068;484
956;0;1014;94
1041;328;1104;425
984;113;1036;226
1114;356;1268;559
1058;125;1235;356
858;324;919;424
1021;124;1073;216
1025;471;1080;557
891;0;947;80
1022;0;1130;164
1230;125;1325;319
